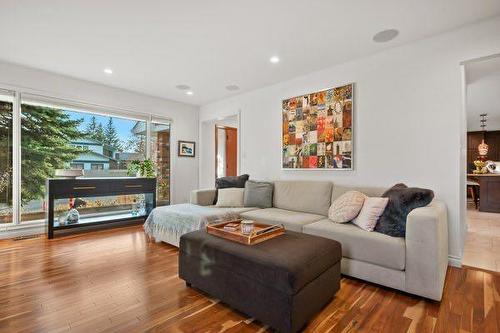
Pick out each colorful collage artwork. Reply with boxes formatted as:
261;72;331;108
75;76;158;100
282;84;353;169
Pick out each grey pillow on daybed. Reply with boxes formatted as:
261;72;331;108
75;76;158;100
243;180;273;208
374;183;434;237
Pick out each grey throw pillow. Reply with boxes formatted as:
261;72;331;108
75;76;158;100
243;180;273;208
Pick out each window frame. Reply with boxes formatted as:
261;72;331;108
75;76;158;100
0;89;173;228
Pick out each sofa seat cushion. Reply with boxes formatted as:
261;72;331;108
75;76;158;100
204;206;260;214
303;219;406;270
240;208;325;232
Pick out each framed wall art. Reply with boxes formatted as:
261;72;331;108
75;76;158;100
282;83;353;170
178;140;196;157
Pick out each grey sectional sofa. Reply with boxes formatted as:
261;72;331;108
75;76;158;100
190;180;448;301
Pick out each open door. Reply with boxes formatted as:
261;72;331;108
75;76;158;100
216;125;238;178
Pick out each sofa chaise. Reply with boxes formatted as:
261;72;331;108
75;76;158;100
189;180;448;301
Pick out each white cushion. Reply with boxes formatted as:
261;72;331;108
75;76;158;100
216;188;245;207
352;197;389;231
328;191;366;223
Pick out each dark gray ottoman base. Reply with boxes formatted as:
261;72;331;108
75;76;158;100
179;230;342;333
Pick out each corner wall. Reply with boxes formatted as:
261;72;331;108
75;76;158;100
0;61;199;204
200;16;500;261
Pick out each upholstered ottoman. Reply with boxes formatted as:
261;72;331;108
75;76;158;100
179;230;342;333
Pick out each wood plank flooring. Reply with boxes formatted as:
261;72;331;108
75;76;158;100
0;225;499;333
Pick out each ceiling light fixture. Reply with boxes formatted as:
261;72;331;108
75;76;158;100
270;56;280;64
176;84;191;90
372;29;399;43
225;85;240;91
103;68;113;74
185;91;194;96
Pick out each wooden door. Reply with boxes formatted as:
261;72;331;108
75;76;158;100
225;127;237;176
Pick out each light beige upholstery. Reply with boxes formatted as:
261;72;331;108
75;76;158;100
331;185;385;202
240;208;324;232
190;188;216;206
273;180;332;215
341;258;405;292
204;206;260;214
405;200;448;301
186;183;449;301
303;219;406;270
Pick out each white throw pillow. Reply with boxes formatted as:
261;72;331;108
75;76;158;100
352;197;389;231
216;188;245;207
328;191;367;223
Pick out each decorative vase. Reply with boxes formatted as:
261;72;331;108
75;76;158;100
66;208;80;224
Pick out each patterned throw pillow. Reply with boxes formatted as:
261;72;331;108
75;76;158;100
328;191;367;223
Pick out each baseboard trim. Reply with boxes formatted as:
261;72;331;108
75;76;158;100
448;255;462;267
0;225;45;239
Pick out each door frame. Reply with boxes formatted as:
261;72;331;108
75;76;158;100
458;52;500;266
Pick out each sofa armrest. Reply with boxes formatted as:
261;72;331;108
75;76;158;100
405;200;448;301
190;189;216;206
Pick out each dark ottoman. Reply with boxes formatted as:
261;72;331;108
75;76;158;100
179;230;342;333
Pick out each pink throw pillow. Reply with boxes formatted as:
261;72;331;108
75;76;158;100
352;197;389;231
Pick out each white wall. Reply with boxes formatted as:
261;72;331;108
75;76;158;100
200;16;500;262
0;61;199;204
467;71;500;131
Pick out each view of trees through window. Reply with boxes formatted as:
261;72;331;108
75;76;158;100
20;102;149;223
0;96;171;226
0;93;13;224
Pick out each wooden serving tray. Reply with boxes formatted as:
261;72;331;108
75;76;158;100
206;220;285;245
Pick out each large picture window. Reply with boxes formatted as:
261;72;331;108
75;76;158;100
0;93;171;227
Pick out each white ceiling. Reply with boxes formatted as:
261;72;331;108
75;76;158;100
1;1;500;106
466;56;500;131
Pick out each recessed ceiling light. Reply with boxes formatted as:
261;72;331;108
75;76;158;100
103;68;113;74
270;56;280;64
176;84;191;90
185;91;194;96
225;85;240;91
372;29;399;43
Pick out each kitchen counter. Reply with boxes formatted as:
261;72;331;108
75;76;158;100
467;174;500;212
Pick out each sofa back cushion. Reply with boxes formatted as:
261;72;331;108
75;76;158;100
273;181;333;215
331;185;386;202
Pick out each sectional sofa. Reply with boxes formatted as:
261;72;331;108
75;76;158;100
190;180;448;301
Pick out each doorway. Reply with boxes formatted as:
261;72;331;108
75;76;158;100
215;125;238;178
461;54;500;272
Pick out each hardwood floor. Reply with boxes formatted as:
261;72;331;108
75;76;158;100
0;226;499;333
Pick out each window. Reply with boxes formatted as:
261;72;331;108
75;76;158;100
0;93;171;228
70;163;84;170
0;91;14;224
91;163;104;170
20;100;147;223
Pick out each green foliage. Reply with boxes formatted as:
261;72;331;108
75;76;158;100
104;117;122;150
85;116;106;144
0;101;12;202
127;159;156;178
21;104;85;204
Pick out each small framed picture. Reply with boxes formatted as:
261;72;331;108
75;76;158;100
178;140;196;157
